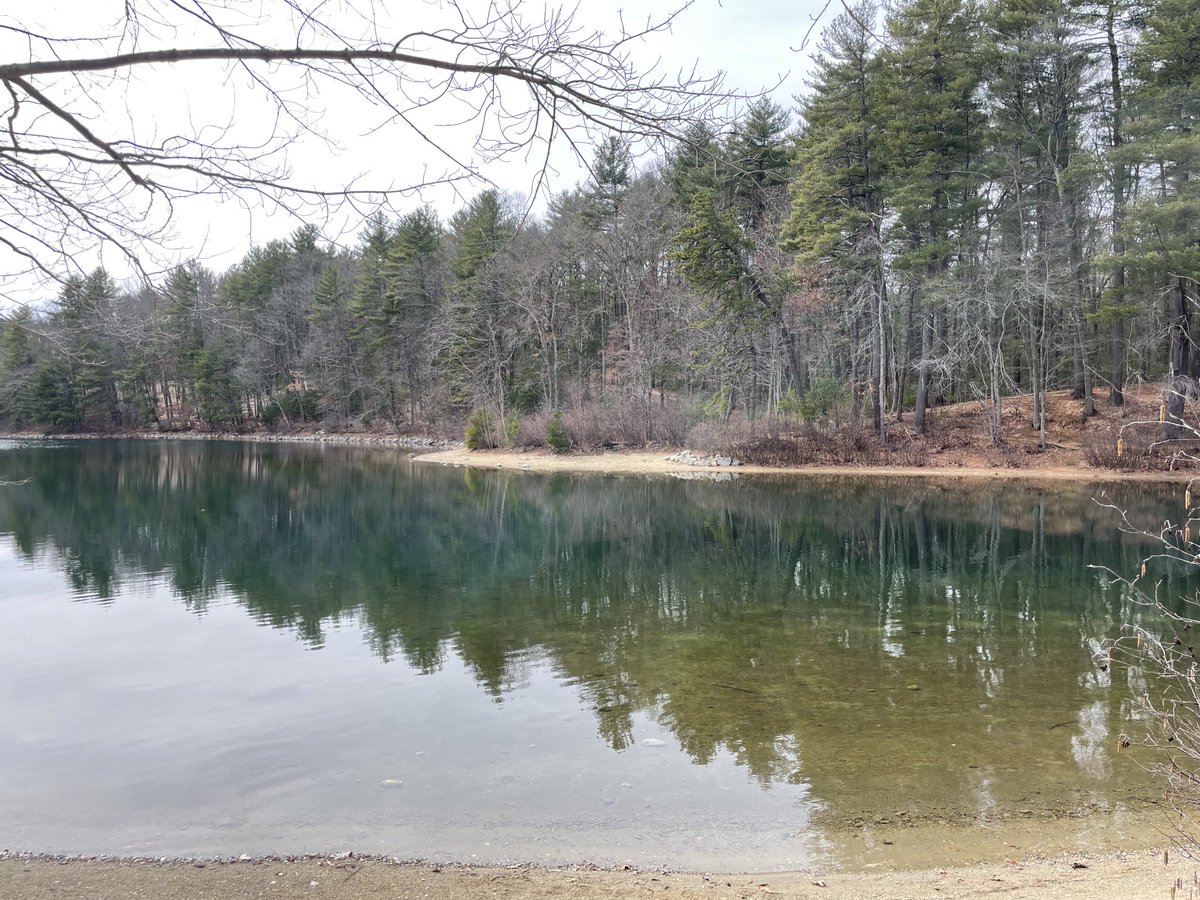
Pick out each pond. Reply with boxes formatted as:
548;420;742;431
0;439;1188;870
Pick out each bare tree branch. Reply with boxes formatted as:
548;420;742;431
0;0;736;295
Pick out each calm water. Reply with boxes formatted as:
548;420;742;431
0;440;1189;869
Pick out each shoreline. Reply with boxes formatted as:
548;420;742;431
0;847;1190;899
2;430;1191;482
0;429;464;450
413;446;1191;483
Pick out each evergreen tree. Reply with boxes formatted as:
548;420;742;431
445;190;519;419
984;0;1097;439
727;98;793;229
878;0;984;432
306;260;360;423
583;136;633;232
1120;0;1200;434
783;4;889;435
0;309;37;425
666;123;724;203
383;207;446;425
349;213;396;422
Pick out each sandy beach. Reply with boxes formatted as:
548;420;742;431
413;446;1190;482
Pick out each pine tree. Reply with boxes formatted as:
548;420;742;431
783;3;889;436
1120;0;1200;435
445;190;519;419
50;269;121;427
877;0;984;432
383;207;446;425
349;213;396;422
306;260;360;423
672;102;801;411
0;308;37;425
984;0;1097;439
583;136;633;232
666;123;724;203
1085;0;1137;405
727;99;793;230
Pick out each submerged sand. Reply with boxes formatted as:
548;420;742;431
1;849;1194;899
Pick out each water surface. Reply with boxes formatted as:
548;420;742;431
0;440;1187;869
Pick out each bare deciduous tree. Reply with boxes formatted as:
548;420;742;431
0;0;730;290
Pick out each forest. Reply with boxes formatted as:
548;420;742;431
0;0;1195;457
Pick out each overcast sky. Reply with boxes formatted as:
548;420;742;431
2;0;825;299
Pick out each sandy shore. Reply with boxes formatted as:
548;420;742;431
1;849;1192;899
413;447;1190;482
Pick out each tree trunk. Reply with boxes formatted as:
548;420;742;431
988;315;1004;446
1106;0;1128;408
1111;317;1126;406
1075;311;1095;419
778;322;804;398
1164;277;1192;440
895;285;917;421
914;310;933;434
874;278;888;444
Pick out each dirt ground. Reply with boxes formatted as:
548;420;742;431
2;849;1196;900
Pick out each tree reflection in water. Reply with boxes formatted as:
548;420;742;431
0;439;1183;827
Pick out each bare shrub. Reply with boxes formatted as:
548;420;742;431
564;399;686;450
882;440;930;468
724;422;878;466
512;410;553;449
687;418;930;469
684;413;762;455
1081;421;1194;471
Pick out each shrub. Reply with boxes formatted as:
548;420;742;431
1080;421;1194;472
777;388;804;418
546;410;571;453
685;413;758;455
511;410;550;448
797;376;845;422
701;386;733;420
502;412;520;448
562;398;686;449
465;407;495;450
688;418;929;469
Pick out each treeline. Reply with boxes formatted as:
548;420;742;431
0;0;1195;450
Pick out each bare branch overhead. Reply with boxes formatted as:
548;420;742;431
0;0;735;292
